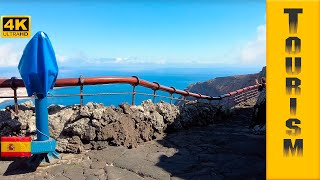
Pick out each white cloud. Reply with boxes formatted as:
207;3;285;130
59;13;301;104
89;56;166;65
115;57;125;63
239;24;266;65
0;43;23;67
0;43;76;66
56;54;68;63
0;23;266;68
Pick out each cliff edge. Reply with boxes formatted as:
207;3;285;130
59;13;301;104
184;66;266;98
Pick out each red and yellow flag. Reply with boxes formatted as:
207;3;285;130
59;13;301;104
1;136;31;157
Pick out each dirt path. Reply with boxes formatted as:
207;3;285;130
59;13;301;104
0;107;265;180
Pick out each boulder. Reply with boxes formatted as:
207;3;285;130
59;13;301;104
0;100;221;152
119;102;132;114
56;136;83;153
64;118;96;141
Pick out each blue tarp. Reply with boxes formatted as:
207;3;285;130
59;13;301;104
18;31;59;97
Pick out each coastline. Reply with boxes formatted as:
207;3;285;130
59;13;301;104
0;88;28;104
0;87;67;109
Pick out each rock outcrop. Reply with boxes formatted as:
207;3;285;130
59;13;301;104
0;100;220;153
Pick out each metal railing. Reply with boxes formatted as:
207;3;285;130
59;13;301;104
222;87;261;109
0;76;262;113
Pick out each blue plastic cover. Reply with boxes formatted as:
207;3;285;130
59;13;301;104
18;31;59;97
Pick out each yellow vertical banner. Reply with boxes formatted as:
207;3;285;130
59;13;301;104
267;0;320;179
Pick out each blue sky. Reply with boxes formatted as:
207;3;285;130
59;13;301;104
0;1;266;70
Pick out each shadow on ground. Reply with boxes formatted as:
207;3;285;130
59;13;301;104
156;107;266;180
0;154;49;176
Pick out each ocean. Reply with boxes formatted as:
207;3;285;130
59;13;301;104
0;67;261;109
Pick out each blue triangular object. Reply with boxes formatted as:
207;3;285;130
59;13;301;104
18;31;59;97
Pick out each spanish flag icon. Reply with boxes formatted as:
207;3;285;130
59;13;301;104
0;136;31;157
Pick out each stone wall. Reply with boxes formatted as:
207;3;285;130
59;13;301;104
0;100;220;153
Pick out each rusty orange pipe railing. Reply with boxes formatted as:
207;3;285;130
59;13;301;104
0;76;262;113
219;84;260;98
0;76;217;99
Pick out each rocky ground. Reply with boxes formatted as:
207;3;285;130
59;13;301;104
0;100;265;180
0;100;221;153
